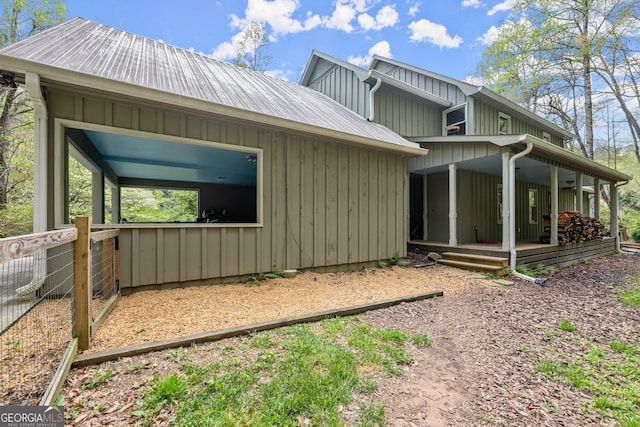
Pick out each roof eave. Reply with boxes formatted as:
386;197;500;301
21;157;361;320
1;55;426;157
409;134;630;183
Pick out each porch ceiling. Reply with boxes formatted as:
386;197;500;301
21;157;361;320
415;154;600;188
80;130;258;186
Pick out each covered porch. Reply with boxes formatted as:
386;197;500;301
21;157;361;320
407;134;631;272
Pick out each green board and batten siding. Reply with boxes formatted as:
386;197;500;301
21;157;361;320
47;89;408;288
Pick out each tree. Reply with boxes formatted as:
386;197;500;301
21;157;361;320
476;0;640;161
232;21;272;72
0;0;65;220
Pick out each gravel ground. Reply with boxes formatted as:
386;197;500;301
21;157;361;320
62;252;640;426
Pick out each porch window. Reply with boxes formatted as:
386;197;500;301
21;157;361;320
444;104;466;135
498;112;511;135
528;188;538;224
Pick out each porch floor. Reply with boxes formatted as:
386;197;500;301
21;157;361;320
408;240;547;259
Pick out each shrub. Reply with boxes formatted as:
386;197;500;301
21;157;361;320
630;224;640;242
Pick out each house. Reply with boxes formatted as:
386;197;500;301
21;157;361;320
0;18;426;290
0;19;629;291
300;50;631;271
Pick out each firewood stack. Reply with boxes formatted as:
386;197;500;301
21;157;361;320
539;211;608;244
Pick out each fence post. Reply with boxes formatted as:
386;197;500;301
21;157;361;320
74;216;91;350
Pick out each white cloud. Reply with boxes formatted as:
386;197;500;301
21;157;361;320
358;5;399;31
408;19;463;48
409;3;421;16
211;30;247;60
325;2;358;32
462;0;481;7
230;0;324;36
477;25;500;45
348;40;392;66
487;0;516;16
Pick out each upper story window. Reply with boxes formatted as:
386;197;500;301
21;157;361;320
444;104;467;135
498;112;511;135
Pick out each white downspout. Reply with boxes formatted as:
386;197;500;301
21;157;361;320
367;73;382;122
509;142;546;285
16;73;48;298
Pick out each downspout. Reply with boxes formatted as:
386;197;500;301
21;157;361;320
367;73;382;122
16;73;48;298
509;142;547;285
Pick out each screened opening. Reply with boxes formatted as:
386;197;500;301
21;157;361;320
63;125;260;226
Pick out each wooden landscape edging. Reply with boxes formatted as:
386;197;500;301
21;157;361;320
40;338;78;406
72;290;444;367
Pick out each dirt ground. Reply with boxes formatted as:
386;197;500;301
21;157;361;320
62;252;640;426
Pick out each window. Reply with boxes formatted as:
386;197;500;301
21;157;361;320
542;131;551;142
444;104;466;135
528;188;538;224
498;112;511;135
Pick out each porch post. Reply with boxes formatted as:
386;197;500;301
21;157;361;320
92;171;104;224
593;177;600;220
550;165;559;245
448;163;457;247
112;186;120;224
25;73;48;232
501;152;510;251
610;182;620;251
575;172;583;213
423;175;428;241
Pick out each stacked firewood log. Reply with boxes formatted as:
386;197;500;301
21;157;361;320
539;211;608;244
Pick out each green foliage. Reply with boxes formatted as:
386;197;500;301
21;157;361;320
619;279;640;307
135;321;415;426
389;251;409;266
534;329;640;425
515;263;555;277
119;187;198;223
558;319;576;333
411;333;432;347
631;225;640;243
248;269;285;282
232;21;272;72
81;369;117;390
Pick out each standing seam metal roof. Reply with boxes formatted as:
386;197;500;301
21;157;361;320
0;17;422;153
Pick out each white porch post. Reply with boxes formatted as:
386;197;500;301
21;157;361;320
575;172;583;213
423;175;428;240
593;177;600;220
610;182;620;252
550;165;558;245
25;73;47;232
448;163;457;247
501;152;510;251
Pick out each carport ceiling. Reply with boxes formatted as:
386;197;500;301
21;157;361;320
81;130;258;186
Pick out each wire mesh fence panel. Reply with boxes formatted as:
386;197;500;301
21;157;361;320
90;236;118;321
0;243;75;405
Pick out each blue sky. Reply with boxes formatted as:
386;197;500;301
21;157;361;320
64;0;515;82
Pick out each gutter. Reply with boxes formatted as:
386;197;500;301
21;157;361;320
509;142;547;286
16;72;48;298
367;72;382;122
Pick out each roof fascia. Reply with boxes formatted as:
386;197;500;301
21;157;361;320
300;49;369;85
2;55;427;157
369;70;452;108
475;88;575;140
409;134;630;182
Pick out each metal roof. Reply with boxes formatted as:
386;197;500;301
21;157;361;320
0;18;425;156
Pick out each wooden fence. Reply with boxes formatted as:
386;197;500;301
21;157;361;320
0;217;119;405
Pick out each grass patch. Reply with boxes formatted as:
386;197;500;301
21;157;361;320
411;333;432;347
619;276;640;307
533;332;640;425
558;319;576;333
133;319;416;425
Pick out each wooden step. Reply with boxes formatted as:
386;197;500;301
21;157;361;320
441;252;508;267
439;259;509;276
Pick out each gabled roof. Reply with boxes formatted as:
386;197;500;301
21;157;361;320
0;18;425;156
300;50;451;108
369;55;575;140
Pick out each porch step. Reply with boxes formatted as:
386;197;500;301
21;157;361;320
439;252;509;276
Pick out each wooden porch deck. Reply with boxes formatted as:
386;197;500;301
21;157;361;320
408;237;617;268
